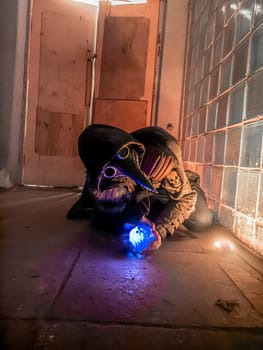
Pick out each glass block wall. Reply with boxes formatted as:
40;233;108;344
182;0;263;255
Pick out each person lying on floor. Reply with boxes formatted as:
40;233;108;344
67;124;213;253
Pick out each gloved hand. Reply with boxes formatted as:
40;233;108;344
121;216;162;256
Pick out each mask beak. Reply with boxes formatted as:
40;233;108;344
113;157;157;193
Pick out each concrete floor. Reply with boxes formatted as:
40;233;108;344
1;187;263;349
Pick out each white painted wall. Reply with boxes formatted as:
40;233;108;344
0;0;30;187
156;0;188;139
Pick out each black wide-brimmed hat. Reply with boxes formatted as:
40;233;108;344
78;124;155;192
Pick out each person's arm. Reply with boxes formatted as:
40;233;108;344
155;185;197;239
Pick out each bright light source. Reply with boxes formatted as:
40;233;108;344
110;0;147;4
214;239;236;252
72;0;146;5
128;224;155;254
73;0;99;5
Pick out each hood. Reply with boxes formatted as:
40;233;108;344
131;126;186;182
78;124;155;192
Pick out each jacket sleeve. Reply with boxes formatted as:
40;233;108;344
155;184;197;239
154;142;197;239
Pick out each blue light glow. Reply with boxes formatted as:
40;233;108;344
128;224;155;254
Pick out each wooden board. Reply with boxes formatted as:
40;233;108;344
38;11;88;114
23;0;96;187
93;98;147;132
99;16;150;99
35;107;83;157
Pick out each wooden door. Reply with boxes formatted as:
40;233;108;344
23;0;97;187
93;0;160;132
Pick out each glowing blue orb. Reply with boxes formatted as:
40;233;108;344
128;224;155;254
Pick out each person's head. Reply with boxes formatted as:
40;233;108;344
78;124;155;215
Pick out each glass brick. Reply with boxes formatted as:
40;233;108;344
183;139;190;161
198;29;208;57
199;30;206;58
217;93;228;129
183;115;188;137
192;44;199;66
235;214;256;241
205;14;215;48
200;77;209;105
215;5;225;38
207;101;218;131
197;136;205;162
240;121;263;167
203;46;212;77
255;224;263;252
186;91;194;115
188;67;195;91
209;67;220;99
225;126;242;165
198;107;207;134
195;59;204;85
202;165;212;196
213;33;223;68
185;115;192;137
190;138;197;161
250;23;263;73
191;111;199;136
232;39;249;84
258;171;263;220
213;131;226;164
228;83;245;125
222;168;237;209
200;0;207;9
220;55;233;92
221;167;238;207
219;205;235;229
194;84;201;109
223;17;235;57
200;1;209;28
235;0;253;44
209;0;219;15
236;170;260;217
205;133;214;162
246;70;263;119
254;0;263;27
210;166;223;199
209;200;219;219
225;0;238;23
194;0;201;20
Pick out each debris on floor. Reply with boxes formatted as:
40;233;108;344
215;298;240;312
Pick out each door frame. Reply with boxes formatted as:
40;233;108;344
1;0;32;187
6;0;165;187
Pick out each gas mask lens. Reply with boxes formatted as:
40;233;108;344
117;146;130;159
102;166;117;179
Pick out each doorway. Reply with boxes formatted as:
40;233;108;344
23;0;97;187
23;0;160;188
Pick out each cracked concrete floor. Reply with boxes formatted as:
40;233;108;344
1;187;263;349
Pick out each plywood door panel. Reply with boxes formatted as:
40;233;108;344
39;11;88;113
23;0;96;187
35;107;83;157
94;0;160;128
99;17;150;99
93;99;147;132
